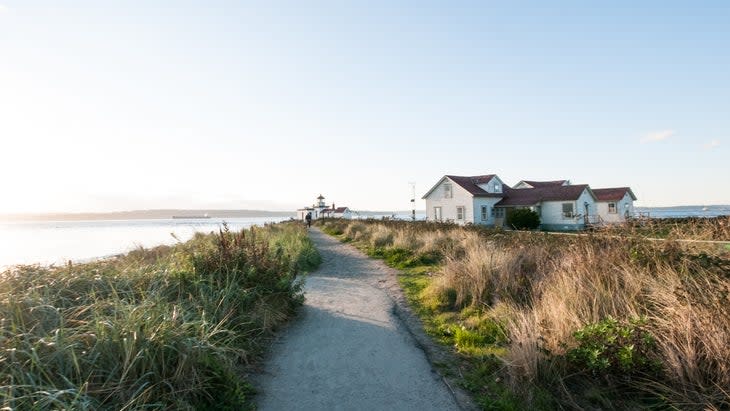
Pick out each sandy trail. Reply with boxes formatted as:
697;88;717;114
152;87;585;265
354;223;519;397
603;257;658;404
255;228;461;411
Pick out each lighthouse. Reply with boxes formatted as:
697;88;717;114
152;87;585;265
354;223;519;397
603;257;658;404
297;194;332;220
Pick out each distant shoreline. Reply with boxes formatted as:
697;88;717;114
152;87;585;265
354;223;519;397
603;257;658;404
1;205;727;222
0;209;296;222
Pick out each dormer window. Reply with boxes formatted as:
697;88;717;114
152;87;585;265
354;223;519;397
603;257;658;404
494;183;502;193
443;183;452;198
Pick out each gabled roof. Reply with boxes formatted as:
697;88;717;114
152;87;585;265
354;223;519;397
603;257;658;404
592;187;637;201
422;175;504;199
514;180;568;189
495;184;595;206
333;207;349;213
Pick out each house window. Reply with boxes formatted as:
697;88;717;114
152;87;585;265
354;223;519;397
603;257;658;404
443;183;452;198
456;206;465;220
562;203;574;218
494;183;502;193
433;206;442;221
492;207;505;218
608;202;617;214
481;205;488;221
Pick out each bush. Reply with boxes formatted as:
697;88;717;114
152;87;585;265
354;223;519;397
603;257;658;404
566;316;661;378
506;209;540;230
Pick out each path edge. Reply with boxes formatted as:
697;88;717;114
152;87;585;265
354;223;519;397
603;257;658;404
314;228;480;411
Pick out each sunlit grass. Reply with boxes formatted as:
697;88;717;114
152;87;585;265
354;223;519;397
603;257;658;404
0;222;319;410
316;217;730;410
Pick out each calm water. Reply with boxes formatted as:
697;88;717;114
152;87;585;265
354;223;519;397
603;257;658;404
635;206;730;218
1;207;727;270
0;217;290;270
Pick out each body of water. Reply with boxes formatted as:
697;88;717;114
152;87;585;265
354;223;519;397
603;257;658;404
0;217;290;270
1;206;727;270
635;206;730;218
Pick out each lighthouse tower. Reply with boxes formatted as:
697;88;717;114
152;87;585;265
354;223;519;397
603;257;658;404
313;194;328;218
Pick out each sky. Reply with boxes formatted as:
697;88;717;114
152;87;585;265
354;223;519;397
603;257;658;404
0;1;728;213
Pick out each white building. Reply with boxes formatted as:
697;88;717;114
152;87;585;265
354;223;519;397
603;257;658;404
592;187;637;223
422;174;636;231
421;175;506;226
297;195;353;220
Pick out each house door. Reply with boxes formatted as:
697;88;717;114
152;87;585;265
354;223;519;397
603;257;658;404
434;207;442;221
584;202;589;225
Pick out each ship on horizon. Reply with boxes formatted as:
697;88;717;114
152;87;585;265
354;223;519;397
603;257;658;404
171;213;210;219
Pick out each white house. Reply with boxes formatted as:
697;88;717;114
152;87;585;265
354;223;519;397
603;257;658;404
421;175;507;226
423;174;635;231
592;187;637;223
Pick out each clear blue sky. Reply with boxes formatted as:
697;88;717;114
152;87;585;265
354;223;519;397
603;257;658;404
1;1;727;212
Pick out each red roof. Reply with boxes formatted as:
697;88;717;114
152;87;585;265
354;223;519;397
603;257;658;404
334;207;349;213
496;185;593;206
593;187;637;201
516;180;568;188
443;175;504;197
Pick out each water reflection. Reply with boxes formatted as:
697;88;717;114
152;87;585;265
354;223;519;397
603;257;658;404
0;217;290;269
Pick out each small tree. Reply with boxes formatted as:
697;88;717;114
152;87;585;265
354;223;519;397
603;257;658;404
506;208;540;230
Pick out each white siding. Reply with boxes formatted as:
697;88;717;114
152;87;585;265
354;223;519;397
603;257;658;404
424;177;474;224
472;198;502;226
596;193;634;223
578;189;598;219
476;176;506;194
540;188;596;228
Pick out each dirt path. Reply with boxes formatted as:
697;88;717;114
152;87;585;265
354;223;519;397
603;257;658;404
254;228;463;411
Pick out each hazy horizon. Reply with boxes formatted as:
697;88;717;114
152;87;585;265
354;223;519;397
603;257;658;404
1;2;727;213
2;204;728;219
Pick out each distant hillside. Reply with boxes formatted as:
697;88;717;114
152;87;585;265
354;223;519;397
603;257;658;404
0;209;296;222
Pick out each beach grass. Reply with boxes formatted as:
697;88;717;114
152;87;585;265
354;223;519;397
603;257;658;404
0;221;319;410
317;217;730;410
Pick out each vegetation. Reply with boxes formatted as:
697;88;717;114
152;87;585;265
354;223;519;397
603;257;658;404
317;218;730;410
612;216;730;241
505;208;540;230
0;222;320;410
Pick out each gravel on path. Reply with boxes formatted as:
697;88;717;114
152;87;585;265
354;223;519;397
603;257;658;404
254;228;464;411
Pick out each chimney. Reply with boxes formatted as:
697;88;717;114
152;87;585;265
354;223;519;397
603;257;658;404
332;202;335;210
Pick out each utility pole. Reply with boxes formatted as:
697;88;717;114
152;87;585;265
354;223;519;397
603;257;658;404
409;182;416;221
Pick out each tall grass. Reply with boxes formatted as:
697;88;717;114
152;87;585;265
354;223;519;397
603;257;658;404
0;222;319;410
317;218;730;409
609;216;730;241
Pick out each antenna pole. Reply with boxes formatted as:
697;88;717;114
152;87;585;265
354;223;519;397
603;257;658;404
409;182;416;221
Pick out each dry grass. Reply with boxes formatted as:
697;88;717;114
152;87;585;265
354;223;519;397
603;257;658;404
604;215;730;241
317;218;730;409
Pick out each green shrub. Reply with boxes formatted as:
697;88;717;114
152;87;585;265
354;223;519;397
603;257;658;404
506;208;540;230
566;316;661;378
